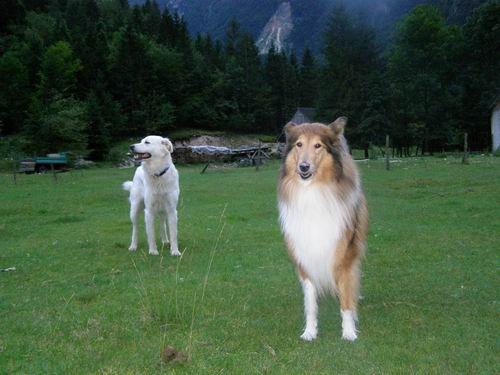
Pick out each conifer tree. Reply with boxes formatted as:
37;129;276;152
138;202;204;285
299;47;317;107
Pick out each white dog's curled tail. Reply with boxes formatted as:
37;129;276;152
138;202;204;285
122;181;133;192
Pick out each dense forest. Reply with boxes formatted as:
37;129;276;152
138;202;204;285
0;0;499;159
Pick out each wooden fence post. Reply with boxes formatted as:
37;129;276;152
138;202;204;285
256;141;262;171
50;163;58;183
12;158;17;185
462;132;469;164
385;135;390;171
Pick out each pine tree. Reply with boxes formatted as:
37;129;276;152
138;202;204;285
0;51;31;134
130;5;144;33
225;19;240;57
142;0;161;39
78;22;109;94
388;5;459;153
86;90;111;160
459;1;500;149
173;13;191;53
285;51;300;121
38;41;82;103
299;47;317;107
1;0;25;35
318;4;380;148
26;96;88;154
265;44;288;132
108;24;150;134
158;8;175;47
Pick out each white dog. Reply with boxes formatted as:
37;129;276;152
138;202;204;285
122;135;180;256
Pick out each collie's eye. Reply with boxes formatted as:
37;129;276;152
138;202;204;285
296;142;302;148
314;143;321;149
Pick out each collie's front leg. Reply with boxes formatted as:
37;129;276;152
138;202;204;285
336;263;360;341
341;309;358;341
300;277;318;341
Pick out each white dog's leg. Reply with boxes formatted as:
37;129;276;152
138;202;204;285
128;202;141;251
167;208;180;256
160;216;169;246
144;209;158;255
300;278;318;341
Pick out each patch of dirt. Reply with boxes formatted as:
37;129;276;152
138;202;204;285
161;345;188;365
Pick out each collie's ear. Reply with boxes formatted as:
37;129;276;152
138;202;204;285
329;117;347;136
284;122;297;137
162;138;173;153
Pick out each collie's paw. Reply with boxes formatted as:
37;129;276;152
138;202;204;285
341;309;358;341
342;329;358;341
170;249;181;257
129;245;137;252
148;248;159;256
300;329;317;341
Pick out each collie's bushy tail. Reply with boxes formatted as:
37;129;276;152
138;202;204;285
122;181;133;192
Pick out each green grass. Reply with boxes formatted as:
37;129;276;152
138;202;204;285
1;157;498;374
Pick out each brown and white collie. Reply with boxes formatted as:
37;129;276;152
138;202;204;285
278;117;368;341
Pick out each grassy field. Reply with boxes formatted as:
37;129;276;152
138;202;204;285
1;156;498;374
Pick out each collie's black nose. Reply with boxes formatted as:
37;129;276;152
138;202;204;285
129;145;135;152
299;162;310;173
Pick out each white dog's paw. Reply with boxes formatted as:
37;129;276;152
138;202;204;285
148;248;159;256
300;329;317;341
129;245;137;252
342;328;358;341
162;239;170;245
170;249;181;257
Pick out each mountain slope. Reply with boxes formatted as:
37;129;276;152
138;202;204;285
130;0;489;54
255;2;293;54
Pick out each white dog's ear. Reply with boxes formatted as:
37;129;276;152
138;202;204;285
162;138;173;153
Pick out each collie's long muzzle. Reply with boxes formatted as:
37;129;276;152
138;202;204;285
298;162;312;180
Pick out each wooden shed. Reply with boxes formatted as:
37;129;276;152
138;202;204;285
289;107;316;125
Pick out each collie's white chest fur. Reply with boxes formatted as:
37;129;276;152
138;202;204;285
279;183;354;294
